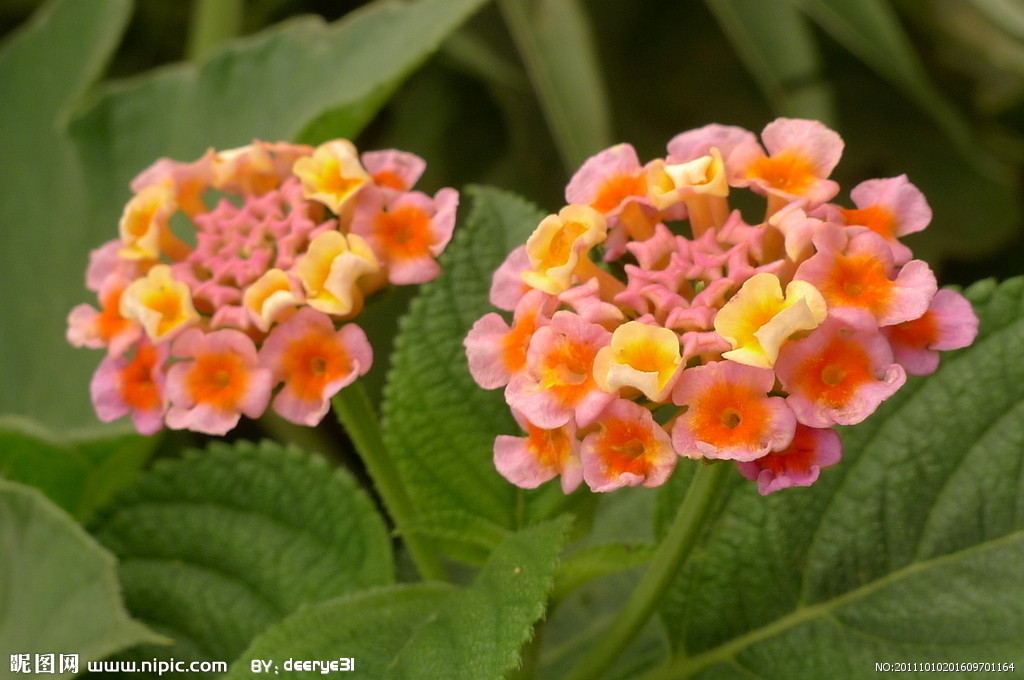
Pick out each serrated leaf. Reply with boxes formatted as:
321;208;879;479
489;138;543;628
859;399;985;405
225;584;453;680
380;186;548;541
400;510;512;564
387;516;572;680
90;440;393;669
227;518;568;679
647;278;1024;679
0;0;131;429
498;0;613;170
705;0;836;122
0;479;162;676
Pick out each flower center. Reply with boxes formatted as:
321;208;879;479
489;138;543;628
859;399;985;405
720;408;742;429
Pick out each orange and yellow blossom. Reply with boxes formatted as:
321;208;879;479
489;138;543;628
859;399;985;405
119;264;199;343
713;272;826;369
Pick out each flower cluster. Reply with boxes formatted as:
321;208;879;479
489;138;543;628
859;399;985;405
465;118;978;495
69;139;458;435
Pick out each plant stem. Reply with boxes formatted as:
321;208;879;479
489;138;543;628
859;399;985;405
332;382;448;582
564;462;731;680
187;0;244;62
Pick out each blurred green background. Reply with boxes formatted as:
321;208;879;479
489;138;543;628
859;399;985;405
2;0;1023;435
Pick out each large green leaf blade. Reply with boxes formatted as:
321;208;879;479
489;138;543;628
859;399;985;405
0;416;154;522
647;278;1024;679
227;518;568;679
90;440;393;669
0;0;131;430
225;584;454;680
380;186;548;541
386;517;572;680
0;479;162;676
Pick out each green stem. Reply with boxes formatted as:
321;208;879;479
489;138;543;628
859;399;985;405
332;382;448;582
187;0;244;62
564;462;731;680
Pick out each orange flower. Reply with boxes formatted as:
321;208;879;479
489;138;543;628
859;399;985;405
776;315;905;427
260;308;372;425
581;399;676;491
671;360;795;461
165;328;273;435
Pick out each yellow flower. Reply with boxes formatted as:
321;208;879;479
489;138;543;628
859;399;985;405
293;139;370;214
119;264;199;342
593;321;682;401
521;204;607;295
243;268;303;332
714;273;826;368
296;231;380;318
118;183;185;261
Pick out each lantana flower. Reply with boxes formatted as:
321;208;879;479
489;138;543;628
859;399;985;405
581;399;676;492
466;118;977;495
70;139;459;435
494;410;583;494
672;361;795;461
260;308;372;426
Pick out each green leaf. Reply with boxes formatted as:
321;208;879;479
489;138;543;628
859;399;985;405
387;516;572;680
0;0;131;429
0;478;162;676
705;0;836;122
498;0;613;170
0;416;154;522
0;417;89;516
225;584;454;680
645;278;1024;679
228;518;568;679
381;186;571;556
90;440;393;668
789;0;975;156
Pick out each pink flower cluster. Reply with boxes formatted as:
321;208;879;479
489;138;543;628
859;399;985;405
69;139;458;435
465;118;978;495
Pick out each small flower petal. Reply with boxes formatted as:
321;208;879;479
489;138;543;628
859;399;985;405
776;314;906;427
165;328;272;435
581;399;676;492
119;264;199;343
260;308;372;425
293;139;370;214
593;320;682;400
494;411;582;493
521;205;608;295
672;361;796;461
885;288;979;375
296;230;380;317
506;311;614;429
714;272;826;368
736;424;841;494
